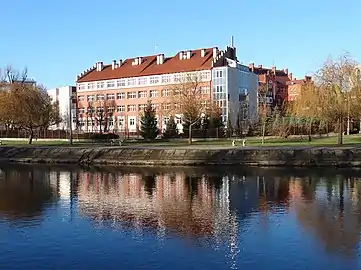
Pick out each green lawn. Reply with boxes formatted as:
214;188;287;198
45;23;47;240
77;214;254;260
1;134;361;147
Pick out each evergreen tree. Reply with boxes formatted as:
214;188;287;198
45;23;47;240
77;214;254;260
208;110;224;138
163;116;178;139
226;117;233;137
140;100;158;140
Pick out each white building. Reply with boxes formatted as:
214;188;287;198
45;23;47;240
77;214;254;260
47;86;77;130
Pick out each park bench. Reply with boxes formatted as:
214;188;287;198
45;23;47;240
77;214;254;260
110;139;124;146
232;139;247;147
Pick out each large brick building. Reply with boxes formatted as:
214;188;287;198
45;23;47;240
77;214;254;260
75;46;258;133
249;63;292;109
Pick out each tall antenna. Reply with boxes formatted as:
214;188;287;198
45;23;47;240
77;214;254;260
154;43;158;54
231;36;234;47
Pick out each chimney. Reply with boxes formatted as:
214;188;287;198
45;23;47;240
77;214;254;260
158;54;164;64
284;68;288;74
272;66;276;73
201;49;206;57
112;60;117;70
288;73;293;80
118;59;123;67
213;47;217;58
186;50;191;59
258;64;262;69
179;51;184;60
249;63;254;72
138;57;142;65
132;58;139;66
96;62;103;71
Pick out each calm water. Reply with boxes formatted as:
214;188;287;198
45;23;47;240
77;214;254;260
0;165;361;270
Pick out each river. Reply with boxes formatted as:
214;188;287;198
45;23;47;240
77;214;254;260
0;165;360;269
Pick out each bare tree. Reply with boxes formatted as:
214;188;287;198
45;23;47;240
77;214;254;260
0;80;61;144
289;53;361;144
170;72;210;144
87;99;116;133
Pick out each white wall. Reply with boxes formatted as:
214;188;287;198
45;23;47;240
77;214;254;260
47;86;76;130
216;61;258;128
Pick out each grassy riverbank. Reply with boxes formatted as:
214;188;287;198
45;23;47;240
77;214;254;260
1;134;361;147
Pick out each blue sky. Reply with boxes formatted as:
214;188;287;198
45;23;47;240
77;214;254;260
1;0;360;89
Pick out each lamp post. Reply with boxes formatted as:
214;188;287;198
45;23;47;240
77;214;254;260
69;94;75;145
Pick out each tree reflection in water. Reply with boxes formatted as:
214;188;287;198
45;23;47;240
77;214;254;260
0;169;57;224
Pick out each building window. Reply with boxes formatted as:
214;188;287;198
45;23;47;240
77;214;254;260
215;70;223;78
138;104;146;111
163;116;170;125
96;94;105;100
117;105;125;112
138;77;148;85
87;107;95;114
117;92;125;99
107;80;115;88
87;83;95;90
87;95;94;102
200;86;210;94
150;90;158;98
127;105;137;112
150;76;159;84
108;107;115;113
119;118;124;127
200;71;211;81
129;118;135;126
214;85;224;93
151;103;158;110
106;93;115;100
162;75;171;84
97;81;105;89
175;116;182;124
127;92;137;99
108;117;114;126
162;89;170;97
96;107;104;113
138;91;147;98
162;103;171;110
78;95;85;101
127;78;136;86
78;108;85;114
173;74;181;82
117;79;126;87
78;84;86;90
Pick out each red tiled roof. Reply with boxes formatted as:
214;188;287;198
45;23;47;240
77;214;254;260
77;48;216;83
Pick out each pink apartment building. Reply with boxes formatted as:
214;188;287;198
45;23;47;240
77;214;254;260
75;45;258;133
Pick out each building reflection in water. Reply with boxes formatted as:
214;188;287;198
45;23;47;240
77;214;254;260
1;166;361;259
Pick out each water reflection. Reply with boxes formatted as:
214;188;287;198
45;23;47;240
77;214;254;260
0;169;57;224
1;165;361;265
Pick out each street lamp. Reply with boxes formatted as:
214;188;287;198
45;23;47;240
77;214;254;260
69;93;76;145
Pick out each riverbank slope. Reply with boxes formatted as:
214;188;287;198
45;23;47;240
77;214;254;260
0;145;361;167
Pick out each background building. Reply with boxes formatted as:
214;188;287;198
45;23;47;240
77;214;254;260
75;45;258;133
47;86;77;130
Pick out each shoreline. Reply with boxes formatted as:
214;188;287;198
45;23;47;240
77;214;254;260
0;145;361;167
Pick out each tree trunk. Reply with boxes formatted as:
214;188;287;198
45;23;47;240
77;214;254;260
261;121;266;145
28;129;34;144
308;120;312;142
188;124;192;144
337;116;343;145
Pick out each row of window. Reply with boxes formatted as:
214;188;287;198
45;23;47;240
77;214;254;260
78;116;182;127
78;101;209;114
77;87;210;102
77;71;212;91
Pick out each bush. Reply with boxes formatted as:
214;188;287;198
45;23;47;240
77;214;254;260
83;133;119;141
